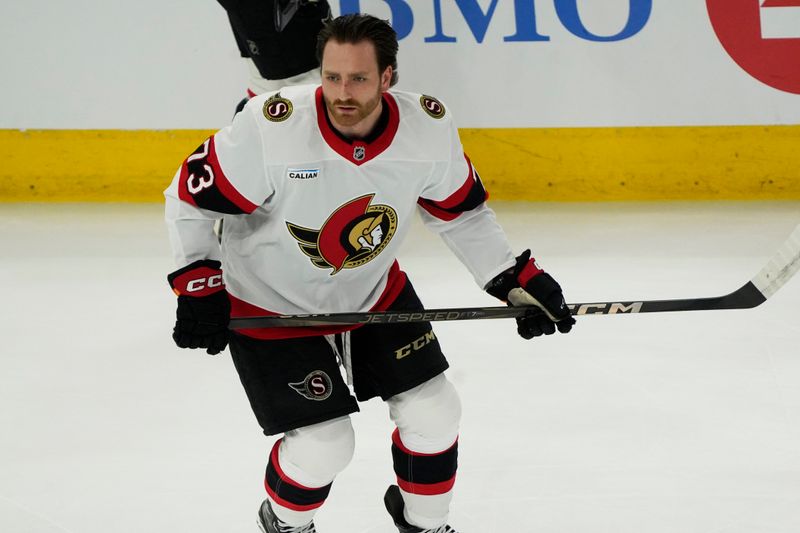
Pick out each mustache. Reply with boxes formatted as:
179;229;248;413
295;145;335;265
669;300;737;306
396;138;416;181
332;99;360;107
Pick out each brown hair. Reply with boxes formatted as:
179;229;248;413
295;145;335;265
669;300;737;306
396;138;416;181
316;14;399;87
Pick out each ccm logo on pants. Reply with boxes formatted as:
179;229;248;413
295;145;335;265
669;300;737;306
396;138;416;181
395;331;436;360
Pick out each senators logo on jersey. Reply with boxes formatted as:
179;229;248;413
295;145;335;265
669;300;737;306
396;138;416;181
286;194;398;274
263;92;293;122
420;95;445;119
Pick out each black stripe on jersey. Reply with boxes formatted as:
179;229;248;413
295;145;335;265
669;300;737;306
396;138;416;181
417;175;487;222
420;174;487;216
178;137;258;215
189;187;247;214
418;154;489;221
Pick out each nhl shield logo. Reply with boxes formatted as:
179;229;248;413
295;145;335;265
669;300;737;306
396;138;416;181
353;145;366;161
289;371;333;401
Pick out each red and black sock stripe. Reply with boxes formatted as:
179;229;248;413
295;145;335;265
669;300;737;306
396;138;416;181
264;439;332;512
391;428;458;495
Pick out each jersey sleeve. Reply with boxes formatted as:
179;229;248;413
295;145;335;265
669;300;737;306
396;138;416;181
173;107;271;215
164;175;223;267
164;104;273;267
426;203;517;289
417;116;488;222
417;118;516;288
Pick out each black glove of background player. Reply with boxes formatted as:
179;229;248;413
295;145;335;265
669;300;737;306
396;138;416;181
167;259;230;355
486;250;575;339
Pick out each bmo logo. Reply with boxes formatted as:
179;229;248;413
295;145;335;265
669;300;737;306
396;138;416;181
340;0;653;43
759;0;800;38
707;0;800;94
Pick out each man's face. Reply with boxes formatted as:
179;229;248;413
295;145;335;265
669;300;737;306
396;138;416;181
320;39;392;132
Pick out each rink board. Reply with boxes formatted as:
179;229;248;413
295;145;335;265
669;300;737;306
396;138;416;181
1;125;799;202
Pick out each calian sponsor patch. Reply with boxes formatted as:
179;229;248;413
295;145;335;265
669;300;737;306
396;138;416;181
287;168;320;180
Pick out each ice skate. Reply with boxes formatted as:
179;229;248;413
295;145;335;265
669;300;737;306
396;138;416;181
257;499;317;533
383;485;459;533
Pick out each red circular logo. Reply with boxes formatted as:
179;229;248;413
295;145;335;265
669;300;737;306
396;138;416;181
707;0;800;94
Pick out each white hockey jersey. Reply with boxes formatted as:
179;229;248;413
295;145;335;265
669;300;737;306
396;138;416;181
165;84;516;339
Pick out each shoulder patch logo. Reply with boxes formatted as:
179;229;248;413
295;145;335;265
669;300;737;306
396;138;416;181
263;92;293;122
286;194;398;275
420;95;445;119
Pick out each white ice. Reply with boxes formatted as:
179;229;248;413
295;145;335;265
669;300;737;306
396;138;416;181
2;201;800;533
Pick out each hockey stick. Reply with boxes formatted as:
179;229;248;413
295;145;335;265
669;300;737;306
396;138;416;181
229;225;800;329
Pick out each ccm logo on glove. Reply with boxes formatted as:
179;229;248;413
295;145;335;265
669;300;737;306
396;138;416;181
167;259;231;355
186;274;223;293
170;265;225;297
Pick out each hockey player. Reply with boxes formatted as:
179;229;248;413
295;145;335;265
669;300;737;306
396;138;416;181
216;0;331;107
165;14;575;533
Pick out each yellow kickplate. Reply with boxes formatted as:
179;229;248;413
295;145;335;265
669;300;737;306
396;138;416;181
0;129;211;202
1;125;798;202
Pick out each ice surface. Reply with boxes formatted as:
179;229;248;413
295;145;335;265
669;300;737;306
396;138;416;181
2;201;799;533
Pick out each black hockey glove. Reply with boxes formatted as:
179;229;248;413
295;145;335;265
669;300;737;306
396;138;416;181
486;250;575;339
167;259;230;355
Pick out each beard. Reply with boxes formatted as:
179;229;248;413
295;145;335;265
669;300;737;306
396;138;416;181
324;91;383;128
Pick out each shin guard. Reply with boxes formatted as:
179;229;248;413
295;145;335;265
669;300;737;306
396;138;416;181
264;439;332;513
391;428;458;496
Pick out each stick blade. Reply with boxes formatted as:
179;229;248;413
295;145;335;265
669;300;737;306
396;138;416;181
750;225;800;299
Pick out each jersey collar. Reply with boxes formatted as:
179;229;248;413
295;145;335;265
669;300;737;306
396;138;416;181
315;86;400;166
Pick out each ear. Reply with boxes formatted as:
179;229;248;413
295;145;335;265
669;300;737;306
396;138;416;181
380;66;393;91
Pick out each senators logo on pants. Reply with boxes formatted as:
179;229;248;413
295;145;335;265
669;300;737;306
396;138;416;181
289;371;333;401
286;194;398;274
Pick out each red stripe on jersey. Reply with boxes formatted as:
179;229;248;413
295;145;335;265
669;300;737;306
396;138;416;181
417;155;488;221
416;200;460;221
315;87;400;166
231;261;408;339
178;137;259;214
437;154;479;210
